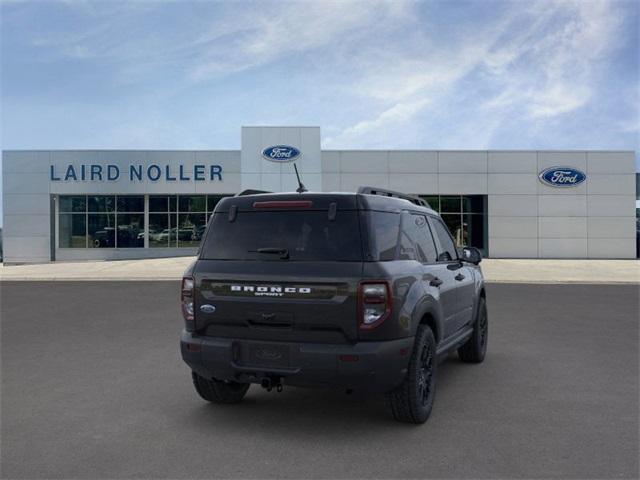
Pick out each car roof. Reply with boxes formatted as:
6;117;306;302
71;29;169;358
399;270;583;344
214;191;438;215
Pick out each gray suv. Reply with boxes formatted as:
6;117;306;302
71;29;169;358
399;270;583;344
180;187;488;423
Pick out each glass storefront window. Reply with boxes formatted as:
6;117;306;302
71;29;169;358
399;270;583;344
177;213;206;248
116;213;144;248
59;194;234;250
441;214;463;246
88;196;115;212
421;196;439;211
59;196;86;213
462;195;485;213
207;195;230;213
418;195;487;255
149;213;170;248
117;195;144;212
59;214;86;247
88;213;115;248
463;213;485;251
178;195;206;213
149;195;168;212
440;196;461;213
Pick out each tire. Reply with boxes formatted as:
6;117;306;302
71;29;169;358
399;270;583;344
458;297;488;363
386;325;437;424
191;372;250;404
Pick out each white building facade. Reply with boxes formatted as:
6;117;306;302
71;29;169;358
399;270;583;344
2;126;637;263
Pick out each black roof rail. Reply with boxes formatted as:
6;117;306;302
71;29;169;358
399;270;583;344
357;186;429;208
236;189;272;196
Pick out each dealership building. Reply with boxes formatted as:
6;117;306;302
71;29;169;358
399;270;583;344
1;126;637;263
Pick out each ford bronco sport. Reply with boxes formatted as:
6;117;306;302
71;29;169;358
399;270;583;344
180;187;487;424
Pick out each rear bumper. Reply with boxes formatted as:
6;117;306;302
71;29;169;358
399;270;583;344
180;330;413;393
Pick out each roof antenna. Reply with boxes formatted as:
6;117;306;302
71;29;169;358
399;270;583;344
293;163;307;193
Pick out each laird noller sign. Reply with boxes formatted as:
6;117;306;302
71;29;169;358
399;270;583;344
50;163;223;182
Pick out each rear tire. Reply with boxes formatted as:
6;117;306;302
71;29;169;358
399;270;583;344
458;297;488;363
191;372;250;404
386;325;437;424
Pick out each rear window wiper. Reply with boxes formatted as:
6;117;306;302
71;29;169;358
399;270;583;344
249;247;290;260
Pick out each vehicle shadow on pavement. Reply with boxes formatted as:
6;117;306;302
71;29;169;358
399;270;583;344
178;355;470;433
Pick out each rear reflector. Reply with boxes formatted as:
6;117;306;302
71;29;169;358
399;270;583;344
186;343;201;353
253;200;313;209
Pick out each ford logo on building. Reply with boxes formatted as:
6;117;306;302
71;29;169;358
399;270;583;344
261;145;301;163
538;166;586;188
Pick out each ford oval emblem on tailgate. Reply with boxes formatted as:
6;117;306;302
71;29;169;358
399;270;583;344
200;304;216;314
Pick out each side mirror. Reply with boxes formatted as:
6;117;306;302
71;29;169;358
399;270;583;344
461;246;482;265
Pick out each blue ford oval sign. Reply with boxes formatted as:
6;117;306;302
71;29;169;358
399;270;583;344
261;145;301;163
538;166;586;188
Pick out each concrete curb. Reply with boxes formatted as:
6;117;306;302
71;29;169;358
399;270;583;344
1;258;638;284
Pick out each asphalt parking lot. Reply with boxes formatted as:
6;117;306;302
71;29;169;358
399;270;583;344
1;282;638;479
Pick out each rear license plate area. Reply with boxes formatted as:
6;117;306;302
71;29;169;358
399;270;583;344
242;343;291;368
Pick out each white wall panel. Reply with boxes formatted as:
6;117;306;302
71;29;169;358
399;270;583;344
389;174;438;194
488;174;538;194
587;195;636;217
587;152;635;174
438;152;487;173
587;239;636;259
538;195;587;217
488;195;538;217
3;172;50;195
195;151;241;173
3;214;50;237
488;151;537;173
538;151;587;171
340;173;389;191
489;217;538;238
538;217;587;238
321;173;340;191
281;173;322;192
195;173;241;194
3;236;50;262
539;238;588;258
3;194;50;215
388;151;438;173
321;152;340;172
587;174;635;195
339;151;388;173
489;238;538;258
438;174;487;194
3;151;50;173
588;217;636;238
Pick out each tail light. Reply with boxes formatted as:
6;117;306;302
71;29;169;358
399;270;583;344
358;281;392;330
181;276;195;330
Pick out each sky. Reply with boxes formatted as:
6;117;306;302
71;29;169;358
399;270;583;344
1;0;639;223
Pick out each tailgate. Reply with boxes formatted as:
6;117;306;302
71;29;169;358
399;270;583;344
193;260;362;344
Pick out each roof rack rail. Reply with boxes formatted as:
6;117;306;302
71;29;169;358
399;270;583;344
357;186;429;207
236;189;272;196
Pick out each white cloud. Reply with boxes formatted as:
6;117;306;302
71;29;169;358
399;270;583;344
326;0;628;147
190;1;409;79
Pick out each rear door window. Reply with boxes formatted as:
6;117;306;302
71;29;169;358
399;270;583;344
201;211;362;261
429;217;458;262
399;213;438;263
410;214;438;263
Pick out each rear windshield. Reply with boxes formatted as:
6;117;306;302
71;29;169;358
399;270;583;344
201;211;362;261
